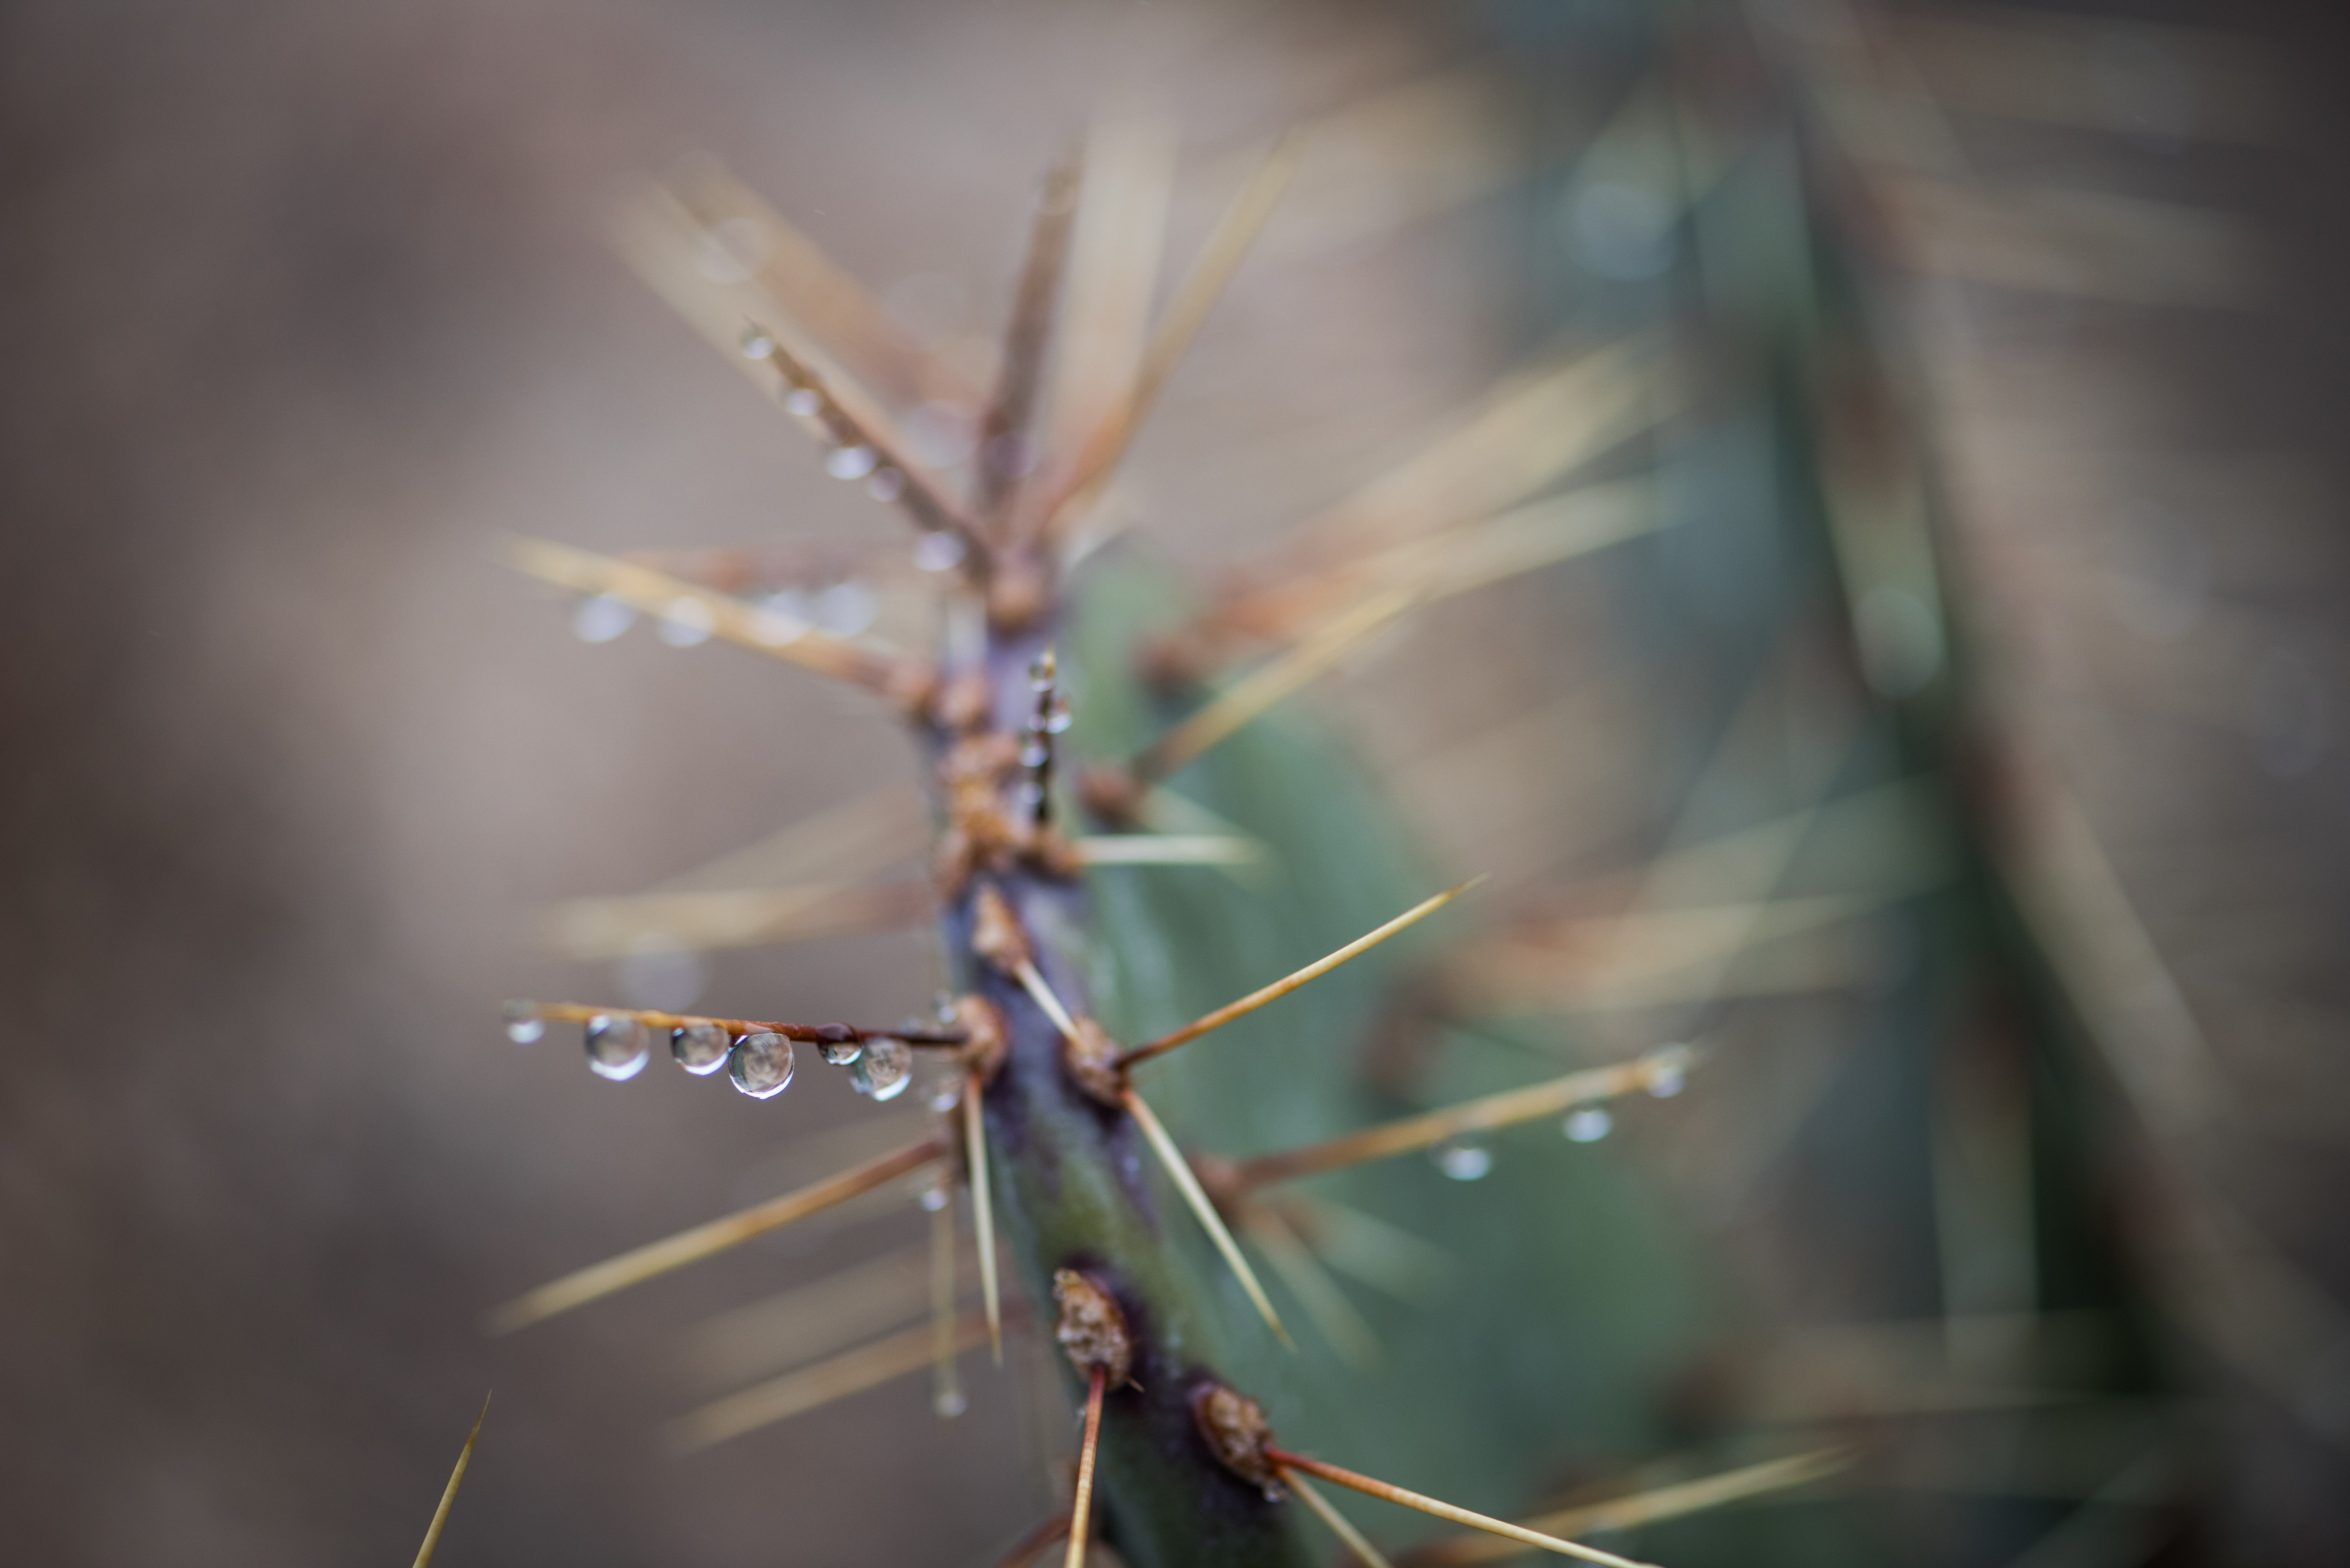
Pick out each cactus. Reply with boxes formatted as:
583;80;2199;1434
482;5;2277;1564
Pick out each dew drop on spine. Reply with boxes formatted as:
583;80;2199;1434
585;1014;651;1081
851;1036;912;1100
671;1021;734;1076
504;1000;545;1044
730;1031;796;1100
1434;1138;1493;1181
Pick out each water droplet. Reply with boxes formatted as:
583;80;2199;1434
751;592;809;646
815;580;877;637
906;400;978;468
814;1023;861;1066
1563;1106;1614;1143
826;445;879;481
739;326;776;360
934;1388;968;1418
782;387;822;418
1019;737;1049;768
1434;1139;1493;1181
671;1021;734;1076
1649;1065;1686;1098
584;1014;650;1081
851;1036;913;1100
927;1079;962;1114
503;999;544;1044
913;532;965;572
656;597;715;647
1045;694;1073;734
729;1031;796;1099
572;594;635;644
865;467;906;503
919;1181;951;1213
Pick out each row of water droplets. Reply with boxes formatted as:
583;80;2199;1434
1430;1047;1690;1181
504;1001;915;1103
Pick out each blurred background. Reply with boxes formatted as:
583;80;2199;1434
3;1;2346;1564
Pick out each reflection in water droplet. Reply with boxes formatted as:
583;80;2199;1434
782;388;822;418
913;532;966;573
826;445;879;481
729;1031;796;1099
585;1014;650;1081
573;594;635;644
739;327;776;360
1434;1139;1493;1181
504;1000;544;1044
865;467;906;503
656;598;715;647
851;1037;913;1100
817;1039;862;1067
1563;1106;1613;1143
670;1021;734;1076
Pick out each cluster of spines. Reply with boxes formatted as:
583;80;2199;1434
491;112;1852;1568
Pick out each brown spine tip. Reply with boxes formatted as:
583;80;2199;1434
987;551;1053;631
971;883;1033;974
885;656;943;716
1052;1269;1134;1388
1190;1380;1283;1500
954;994;1010;1085
1063;1015;1127;1107
1077;763;1145;827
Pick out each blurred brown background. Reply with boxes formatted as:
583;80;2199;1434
4;1;2347;1564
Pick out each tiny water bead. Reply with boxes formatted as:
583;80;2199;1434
1562;1106;1614;1143
1648;1063;1687;1099
815;580;877;637
920;1181;952;1213
572;593;636;644
503;1000;544;1044
864;467;906;503
729;1031;796;1100
851;1036;913;1100
934;1388;969;1419
584;1014;651;1081
670;1021;734;1076
1434;1139;1494;1181
912;531;966;572
782;387;822;418
814;1023;861;1066
656;598;715;647
825;444;880;481
739;326;776;360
